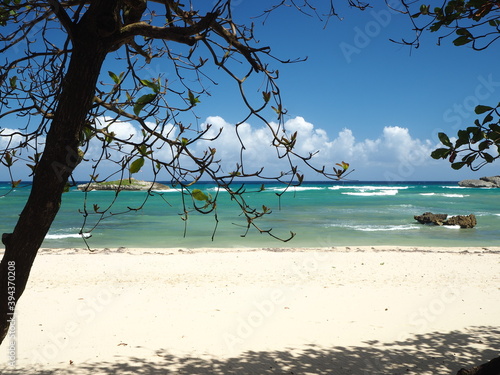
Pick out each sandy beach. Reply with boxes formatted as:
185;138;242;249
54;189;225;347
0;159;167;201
1;246;499;374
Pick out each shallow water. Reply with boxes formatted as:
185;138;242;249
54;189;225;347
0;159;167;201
1;181;498;248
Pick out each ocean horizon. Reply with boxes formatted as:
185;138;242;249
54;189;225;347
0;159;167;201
1;180;498;249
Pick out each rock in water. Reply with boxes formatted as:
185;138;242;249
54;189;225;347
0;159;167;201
77;178;170;192
414;212;448;225
443;214;477;229
458;176;500;188
414;212;477;228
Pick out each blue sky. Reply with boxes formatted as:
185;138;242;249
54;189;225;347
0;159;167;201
1;1;499;182
155;1;500;181
197;1;499;182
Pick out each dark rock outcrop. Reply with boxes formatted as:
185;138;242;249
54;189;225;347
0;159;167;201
77;178;170;192
458;176;500;188
414;212;448;225
414;212;477;228
444;214;477;228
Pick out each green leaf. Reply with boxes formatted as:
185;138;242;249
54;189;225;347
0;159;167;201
456;129;469;145
453;35;471;46
2;151;15;167
482;114;493;125
9;76;17;89
133;93;157;115
429;23;441;32
108;71;120;84
192;189;208;201
129;157;144;174
262;91;271;103
438;132;452;147
187;90;200;106
483;153;494;163
489;123;500;133
431;148;450;159
140;79;161;94
138;144;150;156
478;140;490;151
471;129;485;143
475;105;493;114
451;161;466;170
456;28;471;37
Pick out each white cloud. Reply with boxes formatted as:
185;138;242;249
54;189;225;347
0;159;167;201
3;115;477;181
190;116;439;180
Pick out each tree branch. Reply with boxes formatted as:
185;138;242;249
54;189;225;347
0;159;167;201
47;0;76;39
114;12;218;46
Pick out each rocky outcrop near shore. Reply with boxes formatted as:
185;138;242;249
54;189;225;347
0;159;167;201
458;176;500;188
77;178;170;192
414;212;477;228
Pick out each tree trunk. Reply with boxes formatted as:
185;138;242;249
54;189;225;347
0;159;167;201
0;1;118;344
457;356;500;375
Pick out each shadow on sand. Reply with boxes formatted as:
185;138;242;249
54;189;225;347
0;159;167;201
3;326;499;375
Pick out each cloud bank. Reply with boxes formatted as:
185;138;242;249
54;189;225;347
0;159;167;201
3;115;492;181
191;115;439;181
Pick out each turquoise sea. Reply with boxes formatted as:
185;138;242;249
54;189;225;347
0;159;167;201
0;181;499;249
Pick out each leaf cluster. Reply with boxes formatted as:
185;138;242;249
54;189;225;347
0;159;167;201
402;0;500;50
431;103;500;170
0;1;353;245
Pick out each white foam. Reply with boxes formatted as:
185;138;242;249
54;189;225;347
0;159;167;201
329;185;408;191
46;233;90;240
326;224;418;232
420;193;468;198
353;224;418;232
342;189;399;196
268;186;325;192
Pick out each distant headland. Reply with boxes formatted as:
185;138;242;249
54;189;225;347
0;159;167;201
458;176;500;188
77;178;170;192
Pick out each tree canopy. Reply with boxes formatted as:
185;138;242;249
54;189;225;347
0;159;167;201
0;2;499;373
0;0;357;345
398;0;500;170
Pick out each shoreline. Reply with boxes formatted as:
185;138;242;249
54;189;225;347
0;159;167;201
1;247;499;374
26;245;500;255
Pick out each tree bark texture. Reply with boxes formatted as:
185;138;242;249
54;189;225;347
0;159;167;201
0;0;119;344
457;356;500;375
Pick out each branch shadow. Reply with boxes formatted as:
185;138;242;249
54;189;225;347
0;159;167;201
4;326;500;375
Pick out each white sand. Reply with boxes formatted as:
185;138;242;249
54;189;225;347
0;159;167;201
1;246;499;374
